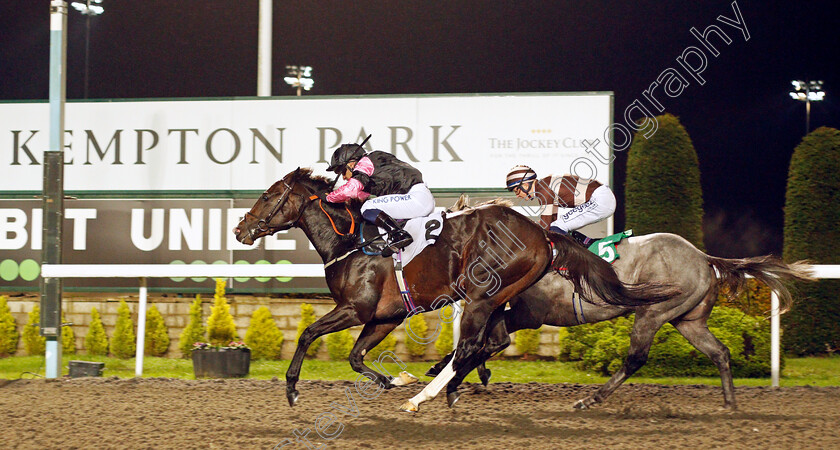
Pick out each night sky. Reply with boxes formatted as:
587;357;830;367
2;1;838;257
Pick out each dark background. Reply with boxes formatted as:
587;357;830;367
2;1;838;257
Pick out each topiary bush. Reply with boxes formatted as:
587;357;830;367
23;305;45;356
0;296;19;356
625;113;705;250
244;306;284;360
179;296;206;358
514;327;542;358
558;306;776;377
296;303;322;357
144;304;170;357
783;127;840;355
434;305;455;358
326;329;354;361
207;279;238;346
367;333;397;360
404;312;429;359
61;312;75;355
110;300;136;359
85;307;109;356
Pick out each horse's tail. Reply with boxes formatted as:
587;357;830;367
548;232;681;307
707;255;814;314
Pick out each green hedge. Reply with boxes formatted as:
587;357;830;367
625;113;705;250
558;306;777;377
783;127;840;355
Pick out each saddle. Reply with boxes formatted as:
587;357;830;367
358;213;445;266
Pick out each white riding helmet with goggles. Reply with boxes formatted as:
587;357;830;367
506;165;537;192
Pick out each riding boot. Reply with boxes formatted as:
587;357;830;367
570;230;597;247
374;212;413;257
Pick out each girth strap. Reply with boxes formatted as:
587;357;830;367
394;250;418;316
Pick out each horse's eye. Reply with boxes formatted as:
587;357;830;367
262;194;269;201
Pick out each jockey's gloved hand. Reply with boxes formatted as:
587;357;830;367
316;192;331;203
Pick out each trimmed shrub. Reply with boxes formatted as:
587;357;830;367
434;305;455;358
207;279;238;346
85;307;109;356
179;296;206;357
23;305;45;356
110;300;136;359
61;312;75;355
296;303;322;357
783;127;840;355
404;313;429;359
514;327;541;358
144;304;170;357
558;306;776;377
326;329;354;360
0;296;19;356
625;113;705;250
367;333;397;360
245;307;284;360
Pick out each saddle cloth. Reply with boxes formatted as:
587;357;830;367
388;211;445;266
586;229;633;263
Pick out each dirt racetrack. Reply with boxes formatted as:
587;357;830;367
1;377;839;449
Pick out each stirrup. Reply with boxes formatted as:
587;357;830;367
381;234;413;257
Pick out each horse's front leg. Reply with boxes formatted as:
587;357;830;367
286;306;362;407
350;320;416;389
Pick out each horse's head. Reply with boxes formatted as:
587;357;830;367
233;168;324;245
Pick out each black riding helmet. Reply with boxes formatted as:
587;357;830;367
326;135;372;175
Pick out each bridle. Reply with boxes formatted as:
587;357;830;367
243;177;311;241
243;174;357;243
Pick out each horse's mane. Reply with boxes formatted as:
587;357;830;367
281;168;364;211
446;194;514;212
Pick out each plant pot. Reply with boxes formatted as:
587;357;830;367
191;348;251;378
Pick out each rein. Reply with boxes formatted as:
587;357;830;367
314;196;356;236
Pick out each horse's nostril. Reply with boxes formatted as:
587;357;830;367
233;227;240;234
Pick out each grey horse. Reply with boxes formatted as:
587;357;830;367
424;231;813;411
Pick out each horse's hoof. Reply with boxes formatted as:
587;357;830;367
391;371;419;386
399;401;419;413
479;369;492;387
447;391;461;408
425;366;441;377
286;389;299;407
573;399;589;410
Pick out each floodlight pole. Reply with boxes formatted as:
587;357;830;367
805;95;811;135
257;0;272;96
83;13;90;98
43;0;68;379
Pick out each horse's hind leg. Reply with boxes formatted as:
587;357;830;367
575;313;662;409
446;305;511;406
671;318;736;410
349;320;408;390
426;311;510;385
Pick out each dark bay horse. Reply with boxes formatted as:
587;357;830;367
421;231;813;411
233;169;678;406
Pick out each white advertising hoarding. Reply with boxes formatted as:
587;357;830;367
1;93;613;192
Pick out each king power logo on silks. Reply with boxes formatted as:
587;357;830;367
588;230;633;263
